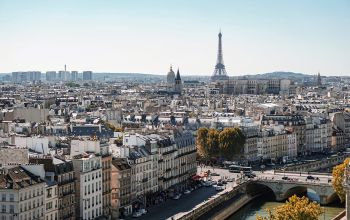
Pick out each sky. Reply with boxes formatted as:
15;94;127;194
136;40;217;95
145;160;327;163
1;0;349;76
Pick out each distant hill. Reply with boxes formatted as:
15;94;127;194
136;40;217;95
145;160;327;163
241;71;313;79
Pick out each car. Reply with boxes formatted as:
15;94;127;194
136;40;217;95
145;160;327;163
203;181;211;187
215;185;224;191
211;172;220;176
184;189;191;194
139;209;147;215
173;194;181;200
245;173;256;178
282;176;290;180
307;175;315;180
226;178;234;182
132;211;142;218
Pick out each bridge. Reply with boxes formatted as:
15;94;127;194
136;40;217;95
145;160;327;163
246;171;337;205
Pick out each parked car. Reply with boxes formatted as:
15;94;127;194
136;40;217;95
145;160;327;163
226;178;234;182
211;172;220;176
132;211;142;218
282;176;290;180
139;209;147;215
184;189;191;194
173;194;181;200
215;185;224;191
203;181;211;187
307;175;315;180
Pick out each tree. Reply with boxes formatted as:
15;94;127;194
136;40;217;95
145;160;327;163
332;158;350;203
256;195;323;220
196;128;209;160
207;129;220;158
219;127;246;160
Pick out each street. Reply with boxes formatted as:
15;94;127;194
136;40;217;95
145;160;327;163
126;167;244;220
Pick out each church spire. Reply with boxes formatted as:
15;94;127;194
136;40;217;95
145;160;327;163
176;68;181;80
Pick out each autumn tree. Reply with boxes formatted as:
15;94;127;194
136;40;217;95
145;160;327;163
219;127;246;160
207;129;220;157
332;157;350;203
256;195;323;220
196;128;209;160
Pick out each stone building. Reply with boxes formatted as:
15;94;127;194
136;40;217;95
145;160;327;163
111;158;133;218
29;156;76;220
72;153;103;220
0;166;46;220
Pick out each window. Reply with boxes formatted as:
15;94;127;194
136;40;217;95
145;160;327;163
47;188;52;198
1;193;6;201
9;205;14;213
46;202;52;210
1;205;6;213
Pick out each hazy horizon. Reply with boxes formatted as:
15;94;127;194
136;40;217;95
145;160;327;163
1;0;349;76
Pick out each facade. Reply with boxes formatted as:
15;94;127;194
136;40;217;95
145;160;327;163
129;148;158;208
44;183;59;220
111;158;133;218
72;153;103;220
0;166;46;220
257;126;297;162
332;112;350;148
46;71;57;82
173;131;197;188
211;79;293;95
101;145;112;217
71;71;78;81
28;157;76;220
83;71;93;81
261;115;306;156
12;71;41;83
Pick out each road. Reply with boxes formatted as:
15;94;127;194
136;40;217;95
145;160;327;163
126;186;217;220
126;167;242;220
256;170;332;184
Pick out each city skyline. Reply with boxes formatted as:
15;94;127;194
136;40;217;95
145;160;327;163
1;0;349;76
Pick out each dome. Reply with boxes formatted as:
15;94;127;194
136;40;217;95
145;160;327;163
167;66;175;84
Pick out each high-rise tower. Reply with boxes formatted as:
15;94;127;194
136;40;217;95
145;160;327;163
211;31;229;81
317;72;322;86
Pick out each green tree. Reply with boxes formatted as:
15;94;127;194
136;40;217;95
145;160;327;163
207;129;220;157
196;128;209;160
256;195;323;220
219;127;245;160
332;158;350;203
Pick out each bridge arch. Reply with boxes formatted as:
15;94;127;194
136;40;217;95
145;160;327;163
246;182;276;200
246;180;338;205
283;185;317;202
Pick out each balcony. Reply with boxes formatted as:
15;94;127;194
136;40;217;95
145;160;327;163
58;178;76;186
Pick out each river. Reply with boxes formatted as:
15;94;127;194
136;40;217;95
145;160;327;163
228;190;344;220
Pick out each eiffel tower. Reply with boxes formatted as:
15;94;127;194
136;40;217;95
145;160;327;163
211;31;229;81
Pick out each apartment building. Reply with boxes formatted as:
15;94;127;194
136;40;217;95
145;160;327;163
111;158;133;219
72;153;103;220
173;130;197;188
44;183;58;220
0;166;46;220
101;144;112;217
257;126;297;162
29;157;76;220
